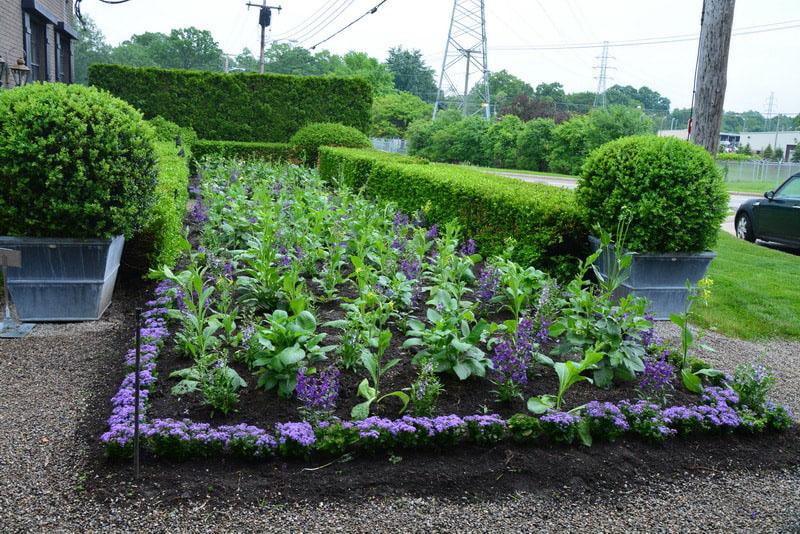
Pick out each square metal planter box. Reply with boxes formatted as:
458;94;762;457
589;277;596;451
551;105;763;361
0;235;125;322
589;236;716;320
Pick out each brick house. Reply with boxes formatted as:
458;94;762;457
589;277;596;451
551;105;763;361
0;0;78;88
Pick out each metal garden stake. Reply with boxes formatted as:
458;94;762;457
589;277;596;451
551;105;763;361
134;307;142;478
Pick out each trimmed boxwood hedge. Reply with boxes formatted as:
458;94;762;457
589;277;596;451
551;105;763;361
88;64;372;142
577;136;729;253
0;83;157;239
124;141;191;273
318;147;588;277
192;140;295;172
289;122;372;166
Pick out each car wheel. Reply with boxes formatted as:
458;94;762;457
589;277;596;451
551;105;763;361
735;213;755;242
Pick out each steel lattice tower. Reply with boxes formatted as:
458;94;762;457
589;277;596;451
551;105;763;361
593;40;613;108
433;0;490;119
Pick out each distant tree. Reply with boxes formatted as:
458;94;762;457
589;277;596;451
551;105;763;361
791;147;800;162
484;115;524;168
534;82;566;101
762;144;774;160
165;28;223;70
263;43;330;75
73;16;112;83
773;147;784;161
736;143;752;155
234;48;259;71
500;94;569;122
371;92;431;137
635;86;670;112
111;32;169;67
547;115;591;175
385;47;438;103
475;70;533;112
516;118;555;171
604;84;639;107
585;105;653;149
332;51;395;96
794;114;800;129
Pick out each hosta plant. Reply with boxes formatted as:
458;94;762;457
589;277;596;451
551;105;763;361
527;348;604;414
351;330;410;419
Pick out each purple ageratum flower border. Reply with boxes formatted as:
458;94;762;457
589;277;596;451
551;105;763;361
101;287;796;462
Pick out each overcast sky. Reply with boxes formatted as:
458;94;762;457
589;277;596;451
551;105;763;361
85;0;800;114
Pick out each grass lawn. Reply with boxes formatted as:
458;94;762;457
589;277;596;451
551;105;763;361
693;231;800;340
724;181;780;194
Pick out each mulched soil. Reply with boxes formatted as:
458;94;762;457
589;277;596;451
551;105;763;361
80;276;800;508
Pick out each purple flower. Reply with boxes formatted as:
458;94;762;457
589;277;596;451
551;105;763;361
639;357;675;392
540;411;580;428
190;201;209;224
459;239;477;256
400;258;420;280
425;224;439;240
476;266;500;310
393;211;409;227
296;367;340;413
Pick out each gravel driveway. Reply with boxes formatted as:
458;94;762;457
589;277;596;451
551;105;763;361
1;293;798;533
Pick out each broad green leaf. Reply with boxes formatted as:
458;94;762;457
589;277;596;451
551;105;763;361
682;368;703;393
277;345;306;366
453;362;471;380
426;308;442;323
451;339;473;353
296;310;317;331
402;338;424;348
527;395;555;414
379;391;410;412
577;419;593;447
593;366;614;389
356;378;376;400
171;379;198;396
351;400;372;420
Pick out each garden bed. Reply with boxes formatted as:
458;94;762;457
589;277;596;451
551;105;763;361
100;160;795;474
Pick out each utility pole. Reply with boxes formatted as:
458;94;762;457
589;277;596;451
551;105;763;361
689;0;736;155
246;1;281;74
433;0;490;120
593;41;614;108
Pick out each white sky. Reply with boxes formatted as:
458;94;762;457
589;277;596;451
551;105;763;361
85;0;800;114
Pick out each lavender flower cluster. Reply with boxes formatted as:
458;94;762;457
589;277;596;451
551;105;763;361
296;367;340;414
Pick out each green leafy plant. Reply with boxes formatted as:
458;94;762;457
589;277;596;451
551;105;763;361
245;307;335;397
403;291;494;380
527;348;604;413
351;330;410;419
407;359;444;416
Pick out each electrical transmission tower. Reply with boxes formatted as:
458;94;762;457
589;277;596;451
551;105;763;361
593;40;614;108
764;91;775;129
433;0;490;120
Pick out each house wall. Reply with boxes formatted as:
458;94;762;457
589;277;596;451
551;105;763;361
1;0;75;88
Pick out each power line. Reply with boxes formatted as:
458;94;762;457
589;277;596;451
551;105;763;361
309;0;391;50
493;19;800;51
272;0;341;39
288;0;356;45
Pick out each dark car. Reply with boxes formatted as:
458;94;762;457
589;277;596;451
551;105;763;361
735;173;800;248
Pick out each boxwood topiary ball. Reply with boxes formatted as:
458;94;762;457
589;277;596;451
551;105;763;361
0;83;158;239
290;122;372;166
576;135;729;253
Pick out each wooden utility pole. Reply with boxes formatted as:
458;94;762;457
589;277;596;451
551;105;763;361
690;0;736;155
246;1;281;74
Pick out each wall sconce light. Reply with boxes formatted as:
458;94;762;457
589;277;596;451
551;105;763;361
10;58;30;87
0;54;7;88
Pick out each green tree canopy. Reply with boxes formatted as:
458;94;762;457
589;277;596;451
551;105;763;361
331;51;395;96
73;16;112;84
385;47;438;103
371;92;432;137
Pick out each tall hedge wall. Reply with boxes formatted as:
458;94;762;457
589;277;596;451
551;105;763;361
88;64;372;143
318;148;588;278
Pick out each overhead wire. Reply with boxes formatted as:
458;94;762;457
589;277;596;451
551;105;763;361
272;0;342;39
309;0;391;50
285;0;356;45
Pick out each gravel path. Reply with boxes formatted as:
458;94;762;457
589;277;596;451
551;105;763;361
1;303;799;532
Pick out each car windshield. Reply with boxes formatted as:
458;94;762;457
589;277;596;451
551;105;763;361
776;176;800;200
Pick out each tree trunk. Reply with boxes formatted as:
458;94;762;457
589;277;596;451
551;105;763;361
690;0;736;156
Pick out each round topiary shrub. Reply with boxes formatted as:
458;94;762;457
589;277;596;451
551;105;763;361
576;135;728;253
289;122;371;165
0;83;158;239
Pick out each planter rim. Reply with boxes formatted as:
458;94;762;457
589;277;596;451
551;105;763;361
588;235;717;260
0;235;124;246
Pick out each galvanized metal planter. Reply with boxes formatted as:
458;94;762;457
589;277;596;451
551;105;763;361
0;235;125;321
589;236;716;320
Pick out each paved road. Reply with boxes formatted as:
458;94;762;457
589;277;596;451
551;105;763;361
494;172;759;236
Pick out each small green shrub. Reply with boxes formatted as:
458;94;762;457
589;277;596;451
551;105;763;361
318;147;588;277
149;116;198;147
716;152;756;161
0;83;157;239
577;135;729;253
290;123;372;166
192;140;295;173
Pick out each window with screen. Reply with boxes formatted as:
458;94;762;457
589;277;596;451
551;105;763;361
24;14;48;82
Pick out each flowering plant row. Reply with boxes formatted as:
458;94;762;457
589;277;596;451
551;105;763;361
101;289;793;460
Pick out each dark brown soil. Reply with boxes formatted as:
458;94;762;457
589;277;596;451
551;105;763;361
79;277;800;508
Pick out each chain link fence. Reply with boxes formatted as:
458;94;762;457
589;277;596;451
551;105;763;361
716;160;800;189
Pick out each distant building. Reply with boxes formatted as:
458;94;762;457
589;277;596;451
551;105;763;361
657;129;799;161
0;0;78;88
